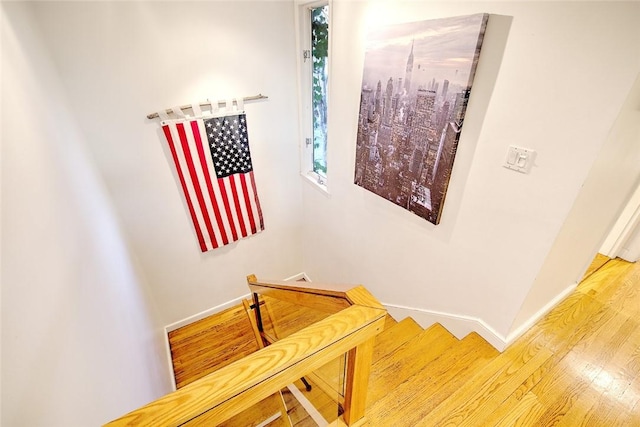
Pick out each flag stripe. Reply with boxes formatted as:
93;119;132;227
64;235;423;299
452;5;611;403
228;175;248;237
187;120;223;247
249;171;264;230
192;120;227;246
239;173;257;234
218;178;239;241
173;122;215;250
176;123;218;250
243;174;258;235
174;122;214;250
182;121;219;250
209;172;235;243
162;125;208;251
233;174;252;237
191;120;229;245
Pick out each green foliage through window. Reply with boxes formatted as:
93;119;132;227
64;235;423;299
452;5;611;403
311;5;328;176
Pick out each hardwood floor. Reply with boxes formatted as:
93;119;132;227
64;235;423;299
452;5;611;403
169;256;640;426
403;256;640;426
168;304;260;389
581;253;611;281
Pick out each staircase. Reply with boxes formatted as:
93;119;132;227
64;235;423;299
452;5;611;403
366;317;499;426
162;257;640;426
170;306;499;427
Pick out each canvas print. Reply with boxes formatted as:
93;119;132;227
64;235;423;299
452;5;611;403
354;13;489;224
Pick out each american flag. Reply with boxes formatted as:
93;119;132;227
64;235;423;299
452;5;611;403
161;113;264;252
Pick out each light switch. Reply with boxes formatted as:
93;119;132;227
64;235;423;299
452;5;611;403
504;146;535;174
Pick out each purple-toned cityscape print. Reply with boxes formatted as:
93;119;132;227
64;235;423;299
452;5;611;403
354;14;488;225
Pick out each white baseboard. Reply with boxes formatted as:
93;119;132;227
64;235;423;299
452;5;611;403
162;330;178;391
383;281;579;353
383;303;508;351
165;294;251;333
504;281;578;345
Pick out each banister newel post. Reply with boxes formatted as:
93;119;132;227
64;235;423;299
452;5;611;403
343;336;376;425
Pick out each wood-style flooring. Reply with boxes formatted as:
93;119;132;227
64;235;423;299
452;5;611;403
169;256;640;426
378;256;640;426
168;304;260;389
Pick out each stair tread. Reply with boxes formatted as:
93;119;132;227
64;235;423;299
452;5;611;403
367;332;498;426
373;317;423;363
367;323;458;404
415;328;556;427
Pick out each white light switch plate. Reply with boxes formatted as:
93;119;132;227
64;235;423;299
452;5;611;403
504;146;535;174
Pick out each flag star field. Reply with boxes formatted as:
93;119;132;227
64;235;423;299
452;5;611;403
205;116;253;178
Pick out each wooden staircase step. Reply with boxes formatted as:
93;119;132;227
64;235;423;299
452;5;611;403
372;317;423;363
415;329;555;427
367;323;458;404
366;332;498;426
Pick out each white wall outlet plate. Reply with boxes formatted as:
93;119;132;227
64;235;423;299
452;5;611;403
504;146;536;174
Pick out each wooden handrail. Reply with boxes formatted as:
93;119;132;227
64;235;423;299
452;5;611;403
105;304;386;426
246;275;385;313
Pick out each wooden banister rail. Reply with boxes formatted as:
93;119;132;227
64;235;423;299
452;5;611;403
246;275;385;313
105;302;386;426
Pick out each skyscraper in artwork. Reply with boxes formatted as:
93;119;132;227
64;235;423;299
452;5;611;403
383;77;394;126
441;79;450;102
404;40;414;94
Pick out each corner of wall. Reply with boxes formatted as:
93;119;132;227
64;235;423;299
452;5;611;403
504;281;577;345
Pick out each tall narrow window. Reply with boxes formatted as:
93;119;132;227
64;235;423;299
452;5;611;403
311;5;329;177
296;0;330;191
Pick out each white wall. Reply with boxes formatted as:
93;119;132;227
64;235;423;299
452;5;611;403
600;158;640;261
511;73;640;338
29;1;303;325
301;1;640;340
1;3;171;425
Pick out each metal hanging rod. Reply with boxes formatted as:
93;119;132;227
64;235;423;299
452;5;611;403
146;94;268;119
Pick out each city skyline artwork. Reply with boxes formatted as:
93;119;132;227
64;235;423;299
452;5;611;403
354;13;489;225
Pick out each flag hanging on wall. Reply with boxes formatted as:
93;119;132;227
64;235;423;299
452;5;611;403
160;110;264;252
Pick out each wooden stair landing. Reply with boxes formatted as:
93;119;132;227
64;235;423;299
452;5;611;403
169;256;640;426
168;304;260;389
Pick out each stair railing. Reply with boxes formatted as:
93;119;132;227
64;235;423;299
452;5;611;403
105;277;387;426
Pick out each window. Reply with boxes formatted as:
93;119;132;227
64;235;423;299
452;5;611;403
311;5;328;177
296;1;330;191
